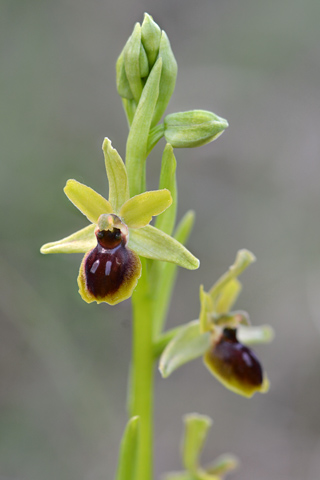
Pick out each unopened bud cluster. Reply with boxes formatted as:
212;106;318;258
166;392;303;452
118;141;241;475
116;13;177;126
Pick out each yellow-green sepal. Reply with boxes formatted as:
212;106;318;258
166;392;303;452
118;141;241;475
40;224;96;254
102;138;129;212
154;144;177;236
159;320;211;378
120;189;172;228
115;416;140;480
128;224;199;269
64;179;113;223
213;278;242;314
209;249;256;305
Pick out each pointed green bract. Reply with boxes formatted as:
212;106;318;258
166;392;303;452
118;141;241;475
64;179;112;223
159;320;211;378
126;57;162;197
102;138;129;212
115;416;140;480
155;144;177;236
120;189;172;228
40;224;96;254
128;224;199;270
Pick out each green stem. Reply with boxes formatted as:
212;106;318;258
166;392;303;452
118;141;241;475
131;258;154;480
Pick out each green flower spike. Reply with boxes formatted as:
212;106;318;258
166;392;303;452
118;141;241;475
41;138;199;305
159;250;272;398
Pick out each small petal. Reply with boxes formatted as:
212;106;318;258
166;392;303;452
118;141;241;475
102;138;130;212
128;224;199;270
204;328;269;398
64;179;113;223
40;224;96;254
78;230;141;305
120;189;172;228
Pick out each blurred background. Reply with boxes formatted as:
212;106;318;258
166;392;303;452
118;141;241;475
1;0;320;479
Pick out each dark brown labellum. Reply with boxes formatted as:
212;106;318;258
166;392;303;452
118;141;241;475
210;328;263;387
83;228;138;301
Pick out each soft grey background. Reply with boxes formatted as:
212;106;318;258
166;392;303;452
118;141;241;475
1;1;320;479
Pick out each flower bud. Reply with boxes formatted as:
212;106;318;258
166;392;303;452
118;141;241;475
141;13;162;68
164;110;229;148
204;328;269;397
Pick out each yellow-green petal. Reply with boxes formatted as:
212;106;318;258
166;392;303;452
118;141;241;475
40;224;96;254
128;225;199;270
102;138;129;212
64;179;113;223
120;189;172;228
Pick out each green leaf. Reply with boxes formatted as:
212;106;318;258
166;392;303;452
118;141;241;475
128;224;199;270
209;249;256;303
159;320;210;378
115;416;140;480
64;179;113;224
126;57;162;197
182;414;212;473
40;224;96;254
154;144;177;236
213;278;242;314
237;324;274;345
102;138;129;213
152;210;196;337
120;189;172;228
124;23;143;103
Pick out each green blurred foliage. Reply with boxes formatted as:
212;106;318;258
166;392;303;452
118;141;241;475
1;1;320;479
